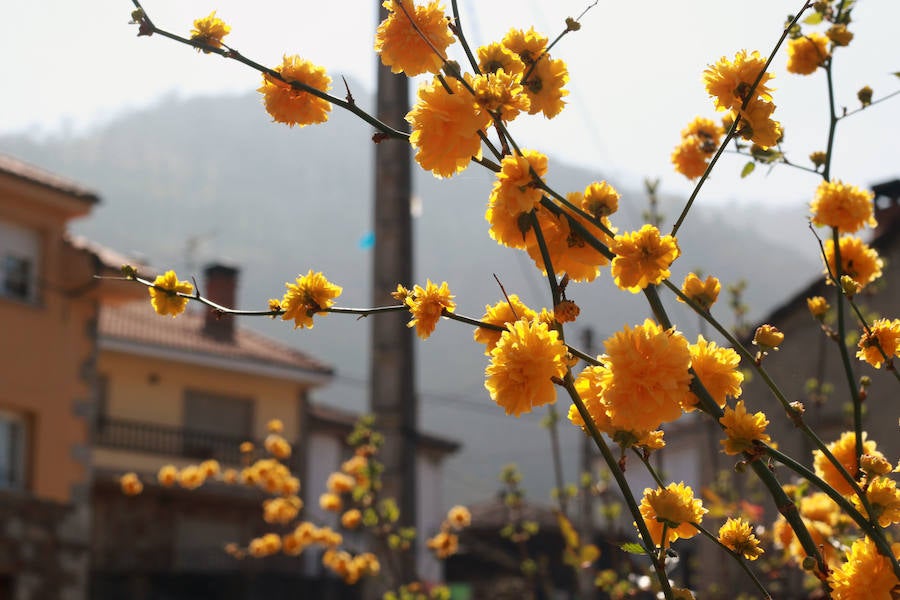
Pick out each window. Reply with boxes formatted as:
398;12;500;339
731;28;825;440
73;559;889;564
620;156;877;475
182;390;253;462
0;220;40;303
0;409;27;490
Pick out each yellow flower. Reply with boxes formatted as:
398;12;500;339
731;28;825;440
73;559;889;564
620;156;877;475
823;236;883;290
638;482;707;548
719;400;771;455
474;295;537;354
688;336;743;409
807;295;830;319
601;320;693;432
447;505;471;529
813;431;884;496
405;279;455;339
827;24;854;47
320;492;343;512
610;225;680;292
199;459;220;478
190;11;230;52
857;318;900;368
149;270;193;317
786;33;830;75
263;496;302;524
799;492;841;527
327;472;356;494
718;518;764;560
582;181;619;218
471;69;530;121
477;42;525;76
703;50;774;113
485;150;548;249
375;0;455;76
736;99;782;148
485;318;568;417
258;55;332;128
264;433;292;459
407;76;491;178
120;472;143;496
679;273;720;311
520;56;569;118
852;476;900;527
267;418;284;433
828;537;900;600
811;180;876;233
525;198;614;283
752;324;784;351
178;465;206;490
502;27;548;65
671;137;711;180
281;270;342;329
341;509;363;530
426;530;459;558
157;465;178;487
672;117;722;179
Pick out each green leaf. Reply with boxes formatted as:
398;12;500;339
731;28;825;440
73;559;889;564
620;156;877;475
620;542;647;555
893;72;900;79
741;161;756;178
803;12;823;25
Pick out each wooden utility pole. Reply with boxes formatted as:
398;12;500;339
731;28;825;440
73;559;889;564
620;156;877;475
370;2;416;584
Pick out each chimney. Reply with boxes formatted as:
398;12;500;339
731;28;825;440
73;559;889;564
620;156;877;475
202;263;239;342
872;179;900;239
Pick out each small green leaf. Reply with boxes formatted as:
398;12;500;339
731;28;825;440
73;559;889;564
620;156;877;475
803;12;823;25
620;542;647;555
893;72;900;79
741;161;756;178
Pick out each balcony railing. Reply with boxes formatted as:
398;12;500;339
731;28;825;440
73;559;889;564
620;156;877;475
93;416;249;465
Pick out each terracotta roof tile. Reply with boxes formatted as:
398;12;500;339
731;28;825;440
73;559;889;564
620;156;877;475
0;154;99;203
100;301;332;377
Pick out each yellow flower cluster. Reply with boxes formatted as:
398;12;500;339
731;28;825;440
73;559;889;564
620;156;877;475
786;33;830;75
610;225;680;292
375;0;455;76
857;318;900;369
828;538;900;600
813;431;885;497
823;236;883;291
426;505;471;559
323;549;380;585
718;400;771;455
703;50;781;148
717;517;764;560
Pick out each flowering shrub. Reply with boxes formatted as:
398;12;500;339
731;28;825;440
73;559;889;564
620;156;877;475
118;1;900;598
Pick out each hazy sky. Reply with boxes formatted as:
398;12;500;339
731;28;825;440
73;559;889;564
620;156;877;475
2;1;898;204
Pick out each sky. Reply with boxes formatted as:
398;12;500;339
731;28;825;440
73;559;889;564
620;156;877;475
2;0;898;205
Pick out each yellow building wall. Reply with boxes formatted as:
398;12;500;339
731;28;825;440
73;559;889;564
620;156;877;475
0;182;95;504
95;349;306;473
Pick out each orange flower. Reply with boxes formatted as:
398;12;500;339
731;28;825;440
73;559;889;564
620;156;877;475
407;76;491;178
823;236;883;290
736;99;782;148
719;400;771;455
828;538;900;600
258;55;332;128
426;530;459;558
485;318;568;417
473;295;537;355
810;180;876;233
477;42;525;76
752;324;784;352
471;69;530;121
485;150;548;248
582;181;619;218
718;518;764;560
688;336;743;409
601;320;693;432
405;280;455;339
611;225;680;292
638;482;707;548
522;56;569;118
856;318;900;368
703;50;774;113
502;27;548;65
375;0;455;76
679;273;721;311
120;472;143;496
813;431;884;496
786;33;830;75
672;117;723;180
281;270;342;329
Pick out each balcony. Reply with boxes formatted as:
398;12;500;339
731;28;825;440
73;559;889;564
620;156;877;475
93;416;251;465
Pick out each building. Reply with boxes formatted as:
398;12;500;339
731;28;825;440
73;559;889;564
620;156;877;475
0;154;460;599
0;155;140;600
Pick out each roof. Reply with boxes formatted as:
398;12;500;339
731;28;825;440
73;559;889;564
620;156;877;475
0;154;100;204
307;402;461;456
99;301;333;383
